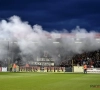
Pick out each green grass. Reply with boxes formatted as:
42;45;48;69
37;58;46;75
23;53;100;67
0;72;100;90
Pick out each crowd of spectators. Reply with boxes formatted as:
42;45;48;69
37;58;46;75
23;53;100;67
60;50;100;68
1;50;100;68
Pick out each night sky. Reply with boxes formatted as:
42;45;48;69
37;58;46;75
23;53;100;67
0;0;100;32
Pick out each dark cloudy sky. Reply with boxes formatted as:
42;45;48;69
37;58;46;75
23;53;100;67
0;0;100;32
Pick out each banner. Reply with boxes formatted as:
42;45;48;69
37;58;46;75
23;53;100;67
54;67;65;72
33;66;40;72
44;67;54;72
19;66;40;72
19;66;65;72
87;68;100;73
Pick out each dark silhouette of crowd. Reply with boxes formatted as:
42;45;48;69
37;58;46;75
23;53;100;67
60;50;100;68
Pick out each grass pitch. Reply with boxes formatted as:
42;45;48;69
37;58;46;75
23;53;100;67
0;72;100;90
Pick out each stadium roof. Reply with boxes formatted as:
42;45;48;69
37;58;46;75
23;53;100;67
45;33;100;38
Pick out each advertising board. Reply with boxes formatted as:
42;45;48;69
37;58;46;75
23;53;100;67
74;66;83;72
87;68;100;73
2;67;7;72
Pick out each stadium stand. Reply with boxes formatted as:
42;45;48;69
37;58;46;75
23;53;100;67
60;50;100;68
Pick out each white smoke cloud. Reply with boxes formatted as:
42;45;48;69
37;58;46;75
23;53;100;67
0;16;100;64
